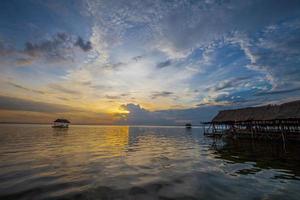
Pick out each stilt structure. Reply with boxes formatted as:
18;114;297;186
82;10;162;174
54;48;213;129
203;100;300;141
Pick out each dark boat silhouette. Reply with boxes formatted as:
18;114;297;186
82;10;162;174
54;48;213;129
185;123;192;129
52;119;70;128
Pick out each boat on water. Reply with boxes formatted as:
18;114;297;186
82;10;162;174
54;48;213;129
185;123;192;129
52;119;70;128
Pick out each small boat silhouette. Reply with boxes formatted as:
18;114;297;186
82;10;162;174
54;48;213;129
52;119;70;128
185;123;192;129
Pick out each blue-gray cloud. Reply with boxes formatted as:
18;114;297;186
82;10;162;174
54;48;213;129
75;36;92;52
0;95;77;113
1;0;300;124
256;87;300;96
118;104;172;125
7;82;45;94
105;94;129;100
210;77;251;92
151;91;174;99
24;32;92;57
156;0;300;54
0;32;92;67
156;60;172;69
118;103;230;125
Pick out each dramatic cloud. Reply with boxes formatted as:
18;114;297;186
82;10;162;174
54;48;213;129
151;91;174;99
0;0;300;124
23;32;85;63
210;77;251;92
105;94;129;100
118;104;172;125
75;36;92;51
7;82;45;94
0;95;76;113
256;87;300;96
0;32;92;68
118;103;228;125
156;60;172;69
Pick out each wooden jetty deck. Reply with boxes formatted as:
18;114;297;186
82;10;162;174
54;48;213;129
203;100;300;141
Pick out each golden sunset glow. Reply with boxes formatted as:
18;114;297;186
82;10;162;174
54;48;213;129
0;0;299;125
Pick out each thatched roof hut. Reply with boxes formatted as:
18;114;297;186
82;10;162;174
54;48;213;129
54;119;70;123
52;119;70;128
213;100;300;122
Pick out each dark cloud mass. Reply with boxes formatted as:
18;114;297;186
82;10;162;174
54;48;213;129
0;32;92;65
105;95;121;100
8;82;45;94
256;87;300;96
118;103;227;125
118;104;172;125
156;60;172;68
24;32;71;58
0;0;300;124
0;95;76;113
151;91;174;99
105;93;129;100
132;55;144;62
157;0;300;53
75;37;92;51
24;33;92;57
211;77;250;92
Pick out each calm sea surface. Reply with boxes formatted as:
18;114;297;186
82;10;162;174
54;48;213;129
0;124;300;200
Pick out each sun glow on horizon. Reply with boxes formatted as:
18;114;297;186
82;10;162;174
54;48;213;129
0;0;300;124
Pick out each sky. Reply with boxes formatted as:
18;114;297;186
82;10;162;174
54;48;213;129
0;0;300;125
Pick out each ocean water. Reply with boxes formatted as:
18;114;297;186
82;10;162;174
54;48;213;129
0;124;300;200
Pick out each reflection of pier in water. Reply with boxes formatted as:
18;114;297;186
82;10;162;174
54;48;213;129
210;138;300;179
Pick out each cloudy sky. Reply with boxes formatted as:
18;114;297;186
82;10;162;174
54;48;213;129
0;0;300;124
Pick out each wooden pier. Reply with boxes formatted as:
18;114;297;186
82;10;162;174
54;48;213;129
203;100;300;141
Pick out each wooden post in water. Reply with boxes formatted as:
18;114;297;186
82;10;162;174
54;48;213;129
280;121;286;152
250;121;254;140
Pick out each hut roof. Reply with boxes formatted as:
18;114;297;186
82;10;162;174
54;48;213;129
213;100;300;122
54;119;70;123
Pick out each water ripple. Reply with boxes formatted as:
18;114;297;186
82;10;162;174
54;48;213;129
0;124;300;200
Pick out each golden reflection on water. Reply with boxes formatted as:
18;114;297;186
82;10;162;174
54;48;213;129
1;125;300;200
51;126;130;159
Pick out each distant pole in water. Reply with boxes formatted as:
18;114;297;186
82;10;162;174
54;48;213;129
185;123;192;129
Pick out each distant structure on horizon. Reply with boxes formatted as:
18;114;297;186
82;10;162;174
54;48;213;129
203;100;300;141
52;119;70;128
185;123;192;129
